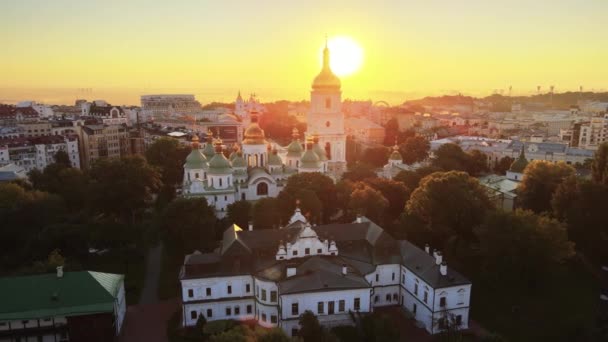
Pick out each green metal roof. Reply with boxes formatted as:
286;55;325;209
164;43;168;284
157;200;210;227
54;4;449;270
312;143;328;161
300;149;321;169
268;151;283;166
184;149;207;169
0;271;123;321
389;149;402;161
232;153;247;168
509;146;528;173
286;140;304;157
207;153;233;174
203;143;216;160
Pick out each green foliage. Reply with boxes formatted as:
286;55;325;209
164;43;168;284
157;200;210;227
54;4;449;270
160;197;217;254
467;149;489;176
591;142;608;185
406;171;493;246
474;209;574;292
278;173;337;223
432;143;471;172
145;137;191;187
203;320;238;336
89;155;162;223
399;135;430;165
257;328;291;342
518;160;575;214
349;182;389;224
252;197;281;229
493;156;514;175
341;163;377;182
360;146;389;168
364;177;410;221
53;150;72;167
226;200;252;228
277;188;323;224
298;311;336;341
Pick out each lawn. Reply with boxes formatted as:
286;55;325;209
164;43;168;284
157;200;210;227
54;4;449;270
471;258;600;341
83;248;147;305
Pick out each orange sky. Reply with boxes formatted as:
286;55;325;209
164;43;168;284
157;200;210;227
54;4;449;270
1;1;607;105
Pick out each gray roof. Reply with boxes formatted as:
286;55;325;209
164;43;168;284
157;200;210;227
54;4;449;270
180;219;470;289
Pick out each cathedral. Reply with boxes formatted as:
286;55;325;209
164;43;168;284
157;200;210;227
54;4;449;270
182;41;347;216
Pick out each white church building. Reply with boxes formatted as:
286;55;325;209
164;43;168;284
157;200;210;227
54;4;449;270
179;210;472;336
181;41;348;217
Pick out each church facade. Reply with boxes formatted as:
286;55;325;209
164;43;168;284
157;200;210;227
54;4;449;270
179;211;472;336
181;41;347;216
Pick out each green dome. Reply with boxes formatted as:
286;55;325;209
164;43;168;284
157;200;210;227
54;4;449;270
203;142;216;160
389;146;402;161
268;150;283;166
312;143;328;161
208;152;233;174
286;140;304;157
232;152;247;168
184;149;207;169
509;145;528;173
300;149;320;169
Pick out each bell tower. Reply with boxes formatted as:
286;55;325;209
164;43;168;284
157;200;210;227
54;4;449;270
307;38;346;175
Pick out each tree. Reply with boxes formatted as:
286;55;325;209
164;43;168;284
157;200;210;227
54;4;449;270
467;149;489;176
160;197;217;254
364;177;410;221
518;160;575;214
226;200;252;228
383;118;400;146
89;156;161;223
298;311;336;342
406;171;493;246
257;328;291;342
342;163;377;182
399;136;430;165
591;142;608;185
252;198;281;229
493;156;514;175
432;143;471;172
279;173;337;223
53;150;72;167
393;166;441;191
474;209;574;291
349;182;389;224
145;138;191;187
360;146;389;168
277;188;323;224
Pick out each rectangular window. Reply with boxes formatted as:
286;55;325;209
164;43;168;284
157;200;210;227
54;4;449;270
247;305;252;314
270;291;277;302
262;313;267;322
207;309;213;318
328;301;335;314
291;328;298;337
339;300;345;312
257;286;259;298
206;288;211;296
392;272;395;281
293;250;298;256
317;248;322;254
262;289;267;301
423;292;428;304
305;248;310;255
246;284;251;293
440;297;446;307
226;307;232;316
292;303;299;316
402;274;405;284
375;274;379;282
456;315;462;326
235;306;240;315
317;301;324;314
190;311;197;319
414;284;418;295
188;289;194;298
227;285;232;294
354;298;360;311
271;315;277;323
413;304;417;314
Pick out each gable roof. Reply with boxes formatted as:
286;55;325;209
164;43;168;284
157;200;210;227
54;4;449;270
0;271;123;321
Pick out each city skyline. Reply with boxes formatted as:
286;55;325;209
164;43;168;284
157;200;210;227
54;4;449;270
1;0;608;105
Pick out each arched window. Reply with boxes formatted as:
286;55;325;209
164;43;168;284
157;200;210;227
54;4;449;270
325;142;331;160
219;178;223;186
260;154;264;167
255;154;259;167
257;182;268;196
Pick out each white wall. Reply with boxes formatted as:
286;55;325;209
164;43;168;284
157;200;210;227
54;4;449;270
182;275;254;303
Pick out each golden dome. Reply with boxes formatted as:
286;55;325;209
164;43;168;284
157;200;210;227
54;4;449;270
243;113;266;145
312;42;341;91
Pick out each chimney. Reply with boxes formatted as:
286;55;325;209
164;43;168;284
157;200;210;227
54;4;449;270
424;243;430;254
286;266;297;278
356;215;362;223
342;264;347;276
248;222;253;231
435;251;443;265
440;261;447;276
56;266;64;278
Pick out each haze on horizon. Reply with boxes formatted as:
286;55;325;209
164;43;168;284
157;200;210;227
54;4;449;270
1;0;607;106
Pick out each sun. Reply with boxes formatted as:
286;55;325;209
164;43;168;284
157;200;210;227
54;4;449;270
321;36;364;77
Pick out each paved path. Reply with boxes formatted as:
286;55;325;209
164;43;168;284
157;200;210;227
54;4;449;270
139;243;163;305
119;299;178;342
